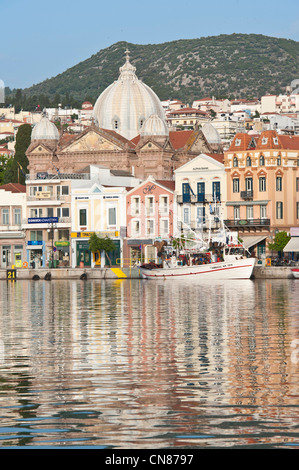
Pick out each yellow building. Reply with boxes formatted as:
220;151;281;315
224;130;299;257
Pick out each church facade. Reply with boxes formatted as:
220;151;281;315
26;51;223;181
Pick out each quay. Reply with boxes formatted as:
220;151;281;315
1;265;297;280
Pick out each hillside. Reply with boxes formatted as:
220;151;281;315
10;34;299;106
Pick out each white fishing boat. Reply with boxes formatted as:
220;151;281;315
291;268;299;279
140;247;256;280
140;201;255;281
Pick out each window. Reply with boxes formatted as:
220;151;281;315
259;176;266;192
233;178;239;193
297;202;299;220
30;208;43;218
276;202;283;219
30;186;42;196
160;219;169;236
160;196;168;214
108;207;116;226
183;207;190;224
276;176;282;191
277;155;281;166
58;229;69;241
79;209;87;226
182;183;191;203
260;205;267;219
259;155;265;166
47;208;54;217
57;186;69;198
197;182;205;202
146;219;154;236
296;177;299;192
2;208;9;225
13;208;21;225
246;156;252;166
246;206;254;220
234;206;240;220
132;220;140;236
245;177;253;191
30;230;43;241
196;206;205;227
146;196;154;215
132;197;140;215
233;157;238;167
62;207;69;218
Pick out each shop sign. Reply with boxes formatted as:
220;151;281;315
28;217;58;224
71;231;118;238
27;241;43;245
54;241;70;247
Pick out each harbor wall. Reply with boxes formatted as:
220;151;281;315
0;265;297;280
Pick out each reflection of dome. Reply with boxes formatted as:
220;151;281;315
202;123;221;144
93;50;166;140
140;114;169;136
31;115;59;141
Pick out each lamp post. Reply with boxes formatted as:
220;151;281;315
47;222;57;268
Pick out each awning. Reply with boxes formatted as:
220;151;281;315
283;237;299;252
242;235;267;250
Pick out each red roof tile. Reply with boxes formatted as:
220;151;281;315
0;183;26;193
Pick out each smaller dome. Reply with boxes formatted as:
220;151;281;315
202;123;221;144
31;115;59;141
140;114;169;136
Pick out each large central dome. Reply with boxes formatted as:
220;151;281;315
92;50;166;141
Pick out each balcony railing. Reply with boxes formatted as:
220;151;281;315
224;219;270;229
240;190;253;200
177;194;221;204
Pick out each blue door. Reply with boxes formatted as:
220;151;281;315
182;183;191;203
212;182;221;202
197;182;205;202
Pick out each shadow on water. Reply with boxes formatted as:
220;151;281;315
0;278;299;448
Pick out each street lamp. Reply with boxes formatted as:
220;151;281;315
47;222;57;268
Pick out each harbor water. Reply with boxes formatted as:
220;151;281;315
0;278;299;449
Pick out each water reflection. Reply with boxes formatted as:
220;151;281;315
0;278;298;448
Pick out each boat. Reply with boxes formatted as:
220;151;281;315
291;268;299;278
140;201;256;281
140;246;256;280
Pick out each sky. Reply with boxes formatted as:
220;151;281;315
1;0;299;90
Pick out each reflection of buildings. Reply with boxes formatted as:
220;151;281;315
0;279;299;447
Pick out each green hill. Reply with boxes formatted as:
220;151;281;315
8;34;299;108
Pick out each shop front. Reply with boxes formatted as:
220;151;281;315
27;241;46;268
71;231;121;268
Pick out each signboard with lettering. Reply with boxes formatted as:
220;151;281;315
28;217;58;224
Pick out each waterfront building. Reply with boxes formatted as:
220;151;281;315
166;107;210;130
224;130;299;257
124;176;175;266
0;183;26;268
70;172;129;268
174;153;226;238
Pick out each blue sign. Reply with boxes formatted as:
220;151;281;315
28;217;58;224
28;241;43;245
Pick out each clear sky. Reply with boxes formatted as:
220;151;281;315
1;0;299;89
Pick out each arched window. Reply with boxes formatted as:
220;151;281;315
246;156;252;167
233;157;238;167
259;155;265;166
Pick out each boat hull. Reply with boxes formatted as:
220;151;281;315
291;268;299;278
140;258;256;280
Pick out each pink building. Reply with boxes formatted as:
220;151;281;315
123;177;175;266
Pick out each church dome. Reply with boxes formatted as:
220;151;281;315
93;50;166;141
31;114;59;141
140;114;169;136
202;123;222;144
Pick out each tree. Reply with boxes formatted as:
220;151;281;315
4;124;31;184
268;231;291;257
88;233;116;266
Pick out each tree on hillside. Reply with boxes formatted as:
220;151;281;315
4;124;31;184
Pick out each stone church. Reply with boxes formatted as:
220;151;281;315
26;50;223;180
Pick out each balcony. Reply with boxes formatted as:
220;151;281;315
224;218;270;232
177;194;221;204
240;190;253;200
